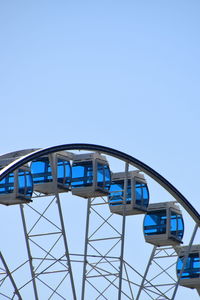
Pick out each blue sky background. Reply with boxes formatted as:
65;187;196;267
0;1;200;299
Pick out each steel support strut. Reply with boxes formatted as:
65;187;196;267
0;251;22;300
81;198;91;300
56;192;77;300
20;204;39;300
118;162;129;300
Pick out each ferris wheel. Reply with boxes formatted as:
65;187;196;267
0;143;199;300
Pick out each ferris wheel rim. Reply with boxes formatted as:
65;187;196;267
0;142;199;225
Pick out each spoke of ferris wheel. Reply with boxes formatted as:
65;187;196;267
0;252;22;300
19;191;77;300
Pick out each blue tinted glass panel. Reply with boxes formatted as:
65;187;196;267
31;158;53;184
18;169;33;198
97;164;111;190
105;166;111;182
177;253;200;279
72;161;93;188
104;165;111;189
109;179;131;205
135;182;149;207
25;171;33;196
0;173;14;194
97;164;104;187
18;169;25;194
57;159;71;188
170;212;184;240
57;160;64;179
144;210;167;235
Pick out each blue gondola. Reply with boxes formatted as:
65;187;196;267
0;166;33;205
109;171;149;215
143;202;184;246
31;152;72;194
176;245;200;295
71;153;111;198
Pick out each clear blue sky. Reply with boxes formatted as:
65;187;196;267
0;1;200;299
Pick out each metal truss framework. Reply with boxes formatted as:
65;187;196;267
1;193;199;300
136;246;182;300
0;144;199;299
80;162;130;300
19;191;77;300
136;224;199;300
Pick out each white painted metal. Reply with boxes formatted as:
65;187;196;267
0;165;32;205
32;152;72;195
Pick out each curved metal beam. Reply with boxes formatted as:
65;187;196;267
0;143;199;225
